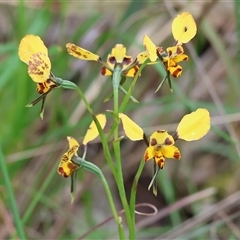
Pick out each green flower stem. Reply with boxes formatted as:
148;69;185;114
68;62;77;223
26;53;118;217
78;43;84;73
61;80;117;179
0;148;27;239
80;159;125;239
106;60;148;143
129;159;145;220
112;66;135;239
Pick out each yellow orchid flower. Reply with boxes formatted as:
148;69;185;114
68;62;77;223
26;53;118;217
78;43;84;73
119;108;210;168
18;34;60;118
162;45;189;78
172;12;197;44
119;109;210;195
58;114;106;178
144;130;181;169
143;35;189;78
66;43;141;77
18;34;58;95
57;136;80;178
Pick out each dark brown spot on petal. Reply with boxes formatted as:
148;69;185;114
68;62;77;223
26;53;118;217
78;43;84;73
168;50;172;57
123;57;132;66
157;130;165;133
172;67;182;78
183;56;188;61
165;137;173;145
156;157;165;169
109;56;116;65
36;79;57;94
150;138;157;146
176;46;183;55
101;66;106;75
58;167;68;178
184;26;188;32
144;151;149;161
174;151;181;159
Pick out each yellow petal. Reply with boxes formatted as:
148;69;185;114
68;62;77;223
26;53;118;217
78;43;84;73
111;44;127;63
18;34;48;64
144;146;155;161
67;136;80;150
119;113;144;141
57;157;78;178
124;66;139;77
136;51;149;64
101;66;112;76
149;131;174;146
177;108;211;141
28;52;51;83
168;64;182;78
66;43;100;61
160;145;181;159
172;12;197;44
143;35;158;62
82;114;106;145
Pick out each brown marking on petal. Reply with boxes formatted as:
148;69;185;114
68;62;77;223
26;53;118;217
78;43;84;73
127;66;139;77
28;53;50;77
183;56;188;61
58;167;68;178
157;130;165;133
165;137;173;145
144;151;149;161
150;138;157;146
156;157;165;169
172;67;182;78
176;46;183;55
174;151;181;159
168;50;172;57
184;26;188;32
133;66;139;76
67;145;78;156
60;154;69;164
36;79;57;94
123;57;132;65
67;161;78;172
109;56;116;65
101;66;106;75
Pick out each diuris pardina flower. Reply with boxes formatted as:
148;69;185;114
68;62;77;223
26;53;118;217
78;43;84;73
66;43;142;77
58;114;106;178
18;34;60;118
58;114;106;203
142;12;197;92
66;43;147;102
119;108;210;195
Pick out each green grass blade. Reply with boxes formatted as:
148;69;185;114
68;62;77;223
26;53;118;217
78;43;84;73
0;147;26;239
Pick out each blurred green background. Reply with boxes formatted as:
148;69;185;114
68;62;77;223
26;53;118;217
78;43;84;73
1;1;240;239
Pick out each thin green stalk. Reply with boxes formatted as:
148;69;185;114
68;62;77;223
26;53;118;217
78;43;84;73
129;159;145;220
0;148;27;239
112;66;135;239
81;159;125;239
